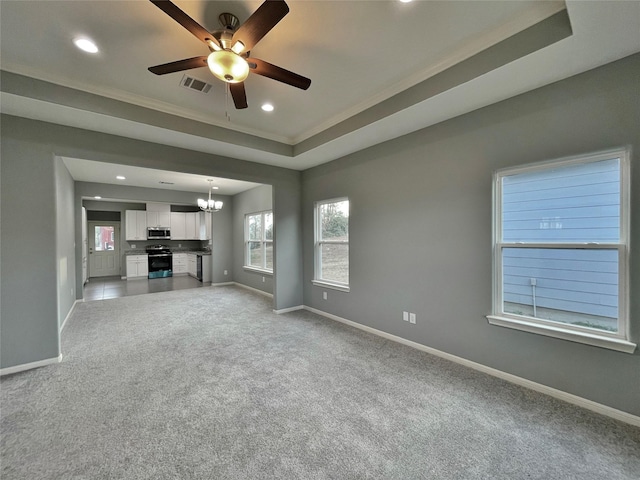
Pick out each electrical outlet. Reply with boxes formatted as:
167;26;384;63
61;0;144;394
179;244;182;248
323;292;328;300
262;276;266;283
403;311;409;322
131;244;136;249
409;313;416;324
224;270;228;275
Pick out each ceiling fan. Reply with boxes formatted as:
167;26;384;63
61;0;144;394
148;0;311;109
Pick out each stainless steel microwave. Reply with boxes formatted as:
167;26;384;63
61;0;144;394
147;227;171;240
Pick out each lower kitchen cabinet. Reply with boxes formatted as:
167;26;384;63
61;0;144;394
187;254;197;277
173;253;188;275
126;255;148;279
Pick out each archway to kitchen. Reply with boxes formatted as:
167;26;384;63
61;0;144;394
68;157;276;302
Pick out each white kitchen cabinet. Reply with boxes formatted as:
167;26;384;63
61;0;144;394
126;255;148;279
187;254;198;277
125;211;147;241
173;253;188;275
170;212;206;240
171;213;186;240
185;213;198;240
147;211;171;228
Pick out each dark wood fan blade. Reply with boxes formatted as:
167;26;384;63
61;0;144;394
232;0;289;52
229;83;248;109
148;56;208;75
247;57;311;90
150;0;221;49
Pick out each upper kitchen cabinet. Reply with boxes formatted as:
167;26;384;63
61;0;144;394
146;203;171;228
185;212;199;240
171;212;209;240
147;211;171;228
171;212;186;240
125;210;147;241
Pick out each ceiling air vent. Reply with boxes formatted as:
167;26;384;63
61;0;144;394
180;75;213;94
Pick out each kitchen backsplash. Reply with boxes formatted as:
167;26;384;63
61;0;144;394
125;240;209;252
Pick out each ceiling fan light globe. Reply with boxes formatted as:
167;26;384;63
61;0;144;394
207;51;249;83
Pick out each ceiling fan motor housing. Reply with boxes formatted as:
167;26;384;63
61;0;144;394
218;13;240;30
209;13;242;51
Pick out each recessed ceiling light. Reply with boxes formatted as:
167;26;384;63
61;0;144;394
212;186;219;190
116;175;126;180
73;37;99;54
399;0;413;3
94;196;102;200
261;103;274;112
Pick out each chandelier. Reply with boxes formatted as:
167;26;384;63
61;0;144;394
198;179;223;213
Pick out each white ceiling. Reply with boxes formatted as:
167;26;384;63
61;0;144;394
2;0;640;183
61;156;262;196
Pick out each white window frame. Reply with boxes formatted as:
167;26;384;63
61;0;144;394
312;197;350;292
244;210;273;274
487;147;635;353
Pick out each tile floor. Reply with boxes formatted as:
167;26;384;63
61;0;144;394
83;275;210;301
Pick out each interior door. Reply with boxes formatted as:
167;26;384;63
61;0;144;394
88;222;120;277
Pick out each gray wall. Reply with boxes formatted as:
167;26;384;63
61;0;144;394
273;179;303;310
54;157;76;332
1;115;302;370
232;185;274;294
1;133;60;368
211;196;233;284
302;53;640;416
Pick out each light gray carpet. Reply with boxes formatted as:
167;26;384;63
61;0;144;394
1;286;639;479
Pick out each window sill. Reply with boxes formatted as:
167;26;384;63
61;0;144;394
243;266;273;276
487;315;636;354
312;280;350;293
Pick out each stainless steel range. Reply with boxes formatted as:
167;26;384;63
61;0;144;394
146;245;172;279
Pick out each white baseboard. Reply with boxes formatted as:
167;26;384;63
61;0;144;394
211;281;235;287
274;305;305;314
0;354;63;376
303;305;640;427
60;299;80;332
233;282;273;298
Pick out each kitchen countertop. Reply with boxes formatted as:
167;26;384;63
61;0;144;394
125;250;211;256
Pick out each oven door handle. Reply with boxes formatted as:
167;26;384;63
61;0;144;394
148;254;172;257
